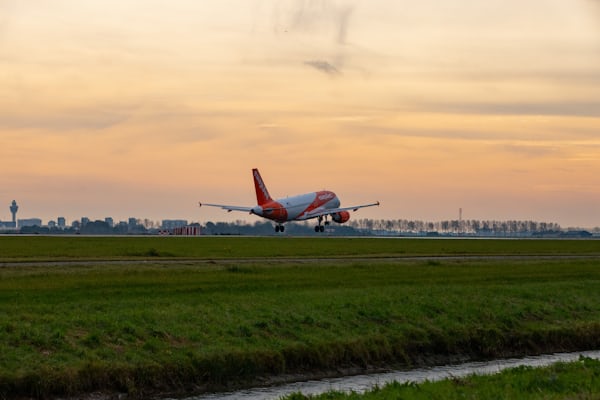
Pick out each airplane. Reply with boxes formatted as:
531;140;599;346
199;168;380;233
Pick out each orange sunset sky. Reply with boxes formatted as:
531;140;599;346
1;0;599;227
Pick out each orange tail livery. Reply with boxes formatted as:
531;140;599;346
253;168;273;205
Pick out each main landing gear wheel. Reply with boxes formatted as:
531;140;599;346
275;224;285;233
315;216;327;232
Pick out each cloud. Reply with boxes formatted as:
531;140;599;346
0;107;132;131
272;1;356;74
499;143;562;158
410;101;600;118
304;60;340;76
335;5;353;45
0;1;15;41
282;0;354;40
257;122;281;130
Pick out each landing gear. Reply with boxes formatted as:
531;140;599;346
275;224;285;233
314;216;329;233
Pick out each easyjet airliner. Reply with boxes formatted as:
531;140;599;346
199;168;379;233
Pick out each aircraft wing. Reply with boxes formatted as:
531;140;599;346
199;202;253;213
298;201;380;220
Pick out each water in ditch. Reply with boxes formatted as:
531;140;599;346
177;350;600;400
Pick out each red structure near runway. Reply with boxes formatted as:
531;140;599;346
171;226;201;236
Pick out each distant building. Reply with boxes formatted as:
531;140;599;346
105;217;114;228
48;220;57;228
560;230;592;238
0;221;16;229
57;217;66;228
171;225;201;236
18;218;42;228
81;217;90;226
0;200;18;229
162;219;188;230
9;200;18;225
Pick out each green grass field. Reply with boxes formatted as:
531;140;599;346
1;236;599;260
0;237;599;398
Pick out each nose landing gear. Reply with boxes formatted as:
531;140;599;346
275;224;285;233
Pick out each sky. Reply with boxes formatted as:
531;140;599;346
1;0;599;228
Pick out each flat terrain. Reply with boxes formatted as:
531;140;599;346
0;236;599;398
1;236;599;261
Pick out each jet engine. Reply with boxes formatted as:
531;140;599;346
331;211;350;224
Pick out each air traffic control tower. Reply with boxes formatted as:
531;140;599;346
10;200;18;226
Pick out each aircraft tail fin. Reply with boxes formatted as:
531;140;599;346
252;168;273;205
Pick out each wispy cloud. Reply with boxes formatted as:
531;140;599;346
499;143;562;158
0;106;132;131
336;5;353;45
281;0;354;42
0;1;15;42
272;1;356;75
304;60;340;76
410;101;600;118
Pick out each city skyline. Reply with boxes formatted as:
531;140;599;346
0;201;188;229
0;198;583;236
1;1;599;227
1;198;594;232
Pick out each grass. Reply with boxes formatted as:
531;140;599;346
0;236;599;260
283;357;600;400
0;237;599;398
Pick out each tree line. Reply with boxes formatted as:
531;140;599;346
200;218;579;236
346;219;564;235
10;218;597;237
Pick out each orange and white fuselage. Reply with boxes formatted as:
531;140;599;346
200;168;379;232
251;191;341;223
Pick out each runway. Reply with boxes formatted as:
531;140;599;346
2;253;600;268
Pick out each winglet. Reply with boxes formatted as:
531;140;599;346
354;201;379;212
252;168;273;205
